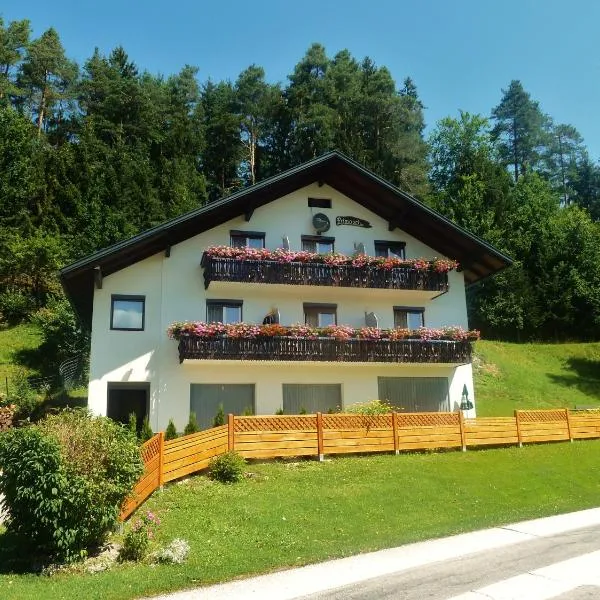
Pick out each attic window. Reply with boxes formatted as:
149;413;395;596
230;230;265;249
308;198;332;209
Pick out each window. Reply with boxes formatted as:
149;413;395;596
304;303;337;327
394;307;424;329
375;240;406;260
111;295;145;331
308;197;332;209
230;230;265;249
302;235;335;254
207;300;243;323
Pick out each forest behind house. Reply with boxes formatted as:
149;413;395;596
2;17;600;381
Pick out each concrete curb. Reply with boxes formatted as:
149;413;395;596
150;507;600;600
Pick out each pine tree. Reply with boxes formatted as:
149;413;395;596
17;28;77;135
165;418;178;440
213;404;225;427
491;80;547;181
184;411;200;436
0;17;31;102
140;415;154;442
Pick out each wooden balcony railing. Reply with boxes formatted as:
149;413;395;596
201;255;449;292
178;336;472;364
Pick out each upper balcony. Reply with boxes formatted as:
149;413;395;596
201;248;456;296
170;323;477;366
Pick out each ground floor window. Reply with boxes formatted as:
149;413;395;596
377;377;449;412
282;384;341;414
190;383;255;429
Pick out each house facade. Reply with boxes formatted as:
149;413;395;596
61;152;511;431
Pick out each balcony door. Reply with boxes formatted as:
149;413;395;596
282;384;341;414
190;384;255;429
377;377;449;412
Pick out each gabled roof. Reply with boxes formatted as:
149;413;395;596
60;151;512;326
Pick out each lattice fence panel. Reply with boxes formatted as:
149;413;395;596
323;414;392;430
140;434;161;464
234;415;317;432
518;410;567;423
396;412;459;428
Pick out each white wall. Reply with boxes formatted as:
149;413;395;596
88;182;475;428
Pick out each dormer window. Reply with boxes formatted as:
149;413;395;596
230;230;265;249
375;241;406;260
302;235;334;254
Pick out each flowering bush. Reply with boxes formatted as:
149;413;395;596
168;322;480;342
151;538;190;565
203;246;459;273
118;511;160;562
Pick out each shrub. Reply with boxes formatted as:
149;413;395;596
213;404;225;427
0;409;143;563
140;416;154;442
8;370;40;419
0;289;34;324
128;412;138;437
275;407;284;415
242;406;254;416
208;451;246;483
345;399;395;415
184;411;199;435
165;418;178;440
299;406;307;414
118;511;160;562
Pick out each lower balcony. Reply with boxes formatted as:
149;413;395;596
177;336;472;365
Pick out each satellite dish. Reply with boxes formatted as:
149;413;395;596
312;213;331;233
282;235;290;250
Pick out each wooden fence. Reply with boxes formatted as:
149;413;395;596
119;408;600;520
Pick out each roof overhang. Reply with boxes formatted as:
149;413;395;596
60;151;512;327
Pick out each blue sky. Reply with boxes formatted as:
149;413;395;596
3;0;599;160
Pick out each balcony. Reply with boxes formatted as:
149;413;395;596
177;335;472;365
202;254;450;293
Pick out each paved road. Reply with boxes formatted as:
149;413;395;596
300;524;600;600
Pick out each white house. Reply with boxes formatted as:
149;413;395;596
60;152;511;431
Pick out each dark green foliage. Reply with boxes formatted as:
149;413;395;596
275;407;284;415
213;404;225;427
299;406;307;415
184;412;199;436
140;415;153;443
0;410;143;563
242;406;254;416
165;418;178;440
7;369;39;419
208;451;246;483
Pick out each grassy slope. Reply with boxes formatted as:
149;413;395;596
2;442;600;599
0;324;42;384
474;340;600;416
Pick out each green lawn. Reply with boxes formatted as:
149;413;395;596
2;441;600;599
474;340;600;416
0;323;43;384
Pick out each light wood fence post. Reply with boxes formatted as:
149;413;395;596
228;413;235;451
158;431;165;489
565;408;573;442
458;410;467;452
317;412;324;462
515;410;523;448
392;412;399;455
